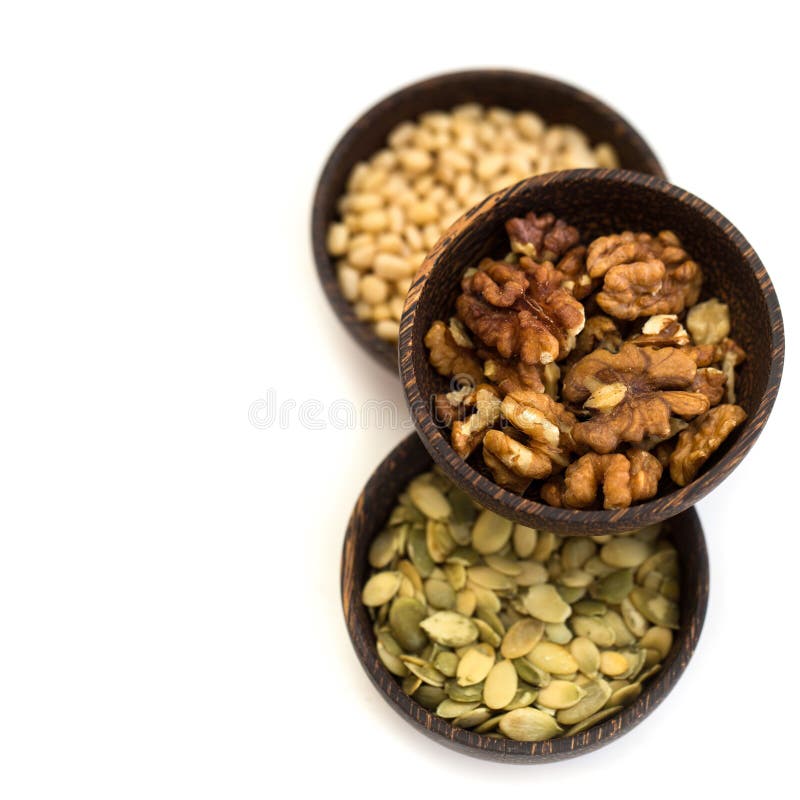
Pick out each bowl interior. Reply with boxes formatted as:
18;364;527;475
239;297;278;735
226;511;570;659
401;169;783;533
313;70;666;370
341;434;709;763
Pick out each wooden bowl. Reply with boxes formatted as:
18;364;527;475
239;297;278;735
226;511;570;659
400;169;784;535
312;69;666;372
341;434;709;763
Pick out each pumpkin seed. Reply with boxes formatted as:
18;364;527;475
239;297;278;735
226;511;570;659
599;651;629;677
400;656;446;687
570;615;616;647
661;577;680;602
447;546;480;566
362;571;402;606
407;525;435;578
484;553;523;576
408;479;452;520
640;626;673;659
434;650;459;678
472;510;514;554
537;680;585;709
556;585;586;604
453;706;492;729
544;623;573;645
377;641;409;677
473;618;502;648
636;547;679;583
469;583;502;614
570;637;600;677
601;538;653;568
630;587;680;629
572;599;607;616
620;596;649;637
402;674;422;695
532;531;558;562
607;682;641;708
468;566;516;593
524;584;572;623
424;578;456;609
515;560;549;586
484;660;518;709
591;568;634;604
604;610;636;647
368;528;399;568
637;663;662;682
436;699;480;718
529;641;578;675
513;524;538;558
449;487;477;524
389;597;428;652
455;588;477;617
559;568;594;588
499;707;564;741
512;657;550;687
446;679;484;702
561;538;597;570
502;618;545;659
556;678;612;725
414;684;447;709
426;520;456;563
443;562;466;591
420;610;479;647
584;556;616;577
504;684;539;711
474;714;506;733
564;705;623;735
457;644;495;686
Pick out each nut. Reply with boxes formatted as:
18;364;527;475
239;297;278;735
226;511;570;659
424;320;483;385
669;404;747;486
587;231;702;320
483;429;553;492
564;344;710;453
569;315;622;363
451;385;502;458
629;315;691;348
506;211;580;262
686;298;730;345
456;258;585;365
541;449;662;509
482;355;545;395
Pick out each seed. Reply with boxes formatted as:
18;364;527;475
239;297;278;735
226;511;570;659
484;554;523;576
362;571;402;606
419;611;479;648
499;707;564;741
389;597;428;652
407;526;434;578
524;584;572;623
400;656;445;687
436;698;480;718
433;651;459;678
570;637;600;677
377;641;409;677
559;568;594;588
591;569;634;604
529;642;578;675
570;615;616;648
604;610;636;647
484;660;518;709
556;678;612;726
515;560;549;587
537;680;585;710
564;705;623;736
455;588;477;617
426;520;455;563
601;538;653;568
457;644;496;686
368;528;398;568
640;626;673;659
561;538;596;570
513;524;538;558
413;684;447;709
424;578;456;609
501;618;545;659
408;479;452;520
607;682;641;708
474;618;502;648
599;651;629;677
620;597;649;637
630;587;680;629
636;548;679;583
467;566;515;593
544;623;573;645
472;510;514;554
443;562;467;591
453;707;492;729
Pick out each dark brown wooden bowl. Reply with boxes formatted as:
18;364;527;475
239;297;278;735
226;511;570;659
312;70;666;372
400;169;784;535
341;434;709;763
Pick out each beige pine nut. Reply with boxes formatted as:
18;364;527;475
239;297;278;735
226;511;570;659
388;121;415;149
403;224;423;251
374;319;400;342
422;224;441;250
389;296;405;321
387;205;405;233
353;301;372;321
348;192;383;212
362;169;388;192
408;200;439;226
395;277;413;296
371;148;397;170
359;274;389;305
476;152;506;181
346;162;369;191
373;253;413;281
360;209;388;233
326;223;349;256
399;148;433;174
515;111;545;140
371;302;392;321
337;264;360;301
348;243;376;269
376;232;405;255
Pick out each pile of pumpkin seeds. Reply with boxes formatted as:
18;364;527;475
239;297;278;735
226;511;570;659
363;469;680;741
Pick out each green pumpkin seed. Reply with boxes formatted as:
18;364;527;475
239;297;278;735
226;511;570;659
436;698;480;718
604;610;636;647
636;547;679;583
630;587;680;629
377;641;409;677
469;583;502;613
529;641;578;675
419;610;479;647
591;568;634;604
513;524;538;558
474;713;506;733
504;684;539;711
414;684;447;709
584;556;616;577
512;657;550;687
483;660;518;709
556;678;612;725
472;510;514;554
499;707;564;741
362;571;402;606
402;674;422;695
455;588;477;617
389;596;428;652
424;578;456;609
473;618;502;648
446;678;485;702
598;651;629;677
637;663;662;682
570;615;616;648
453;706;492;729
564;705;623;735
559;568;594;588
640;626;673;659
501;618;545;659
400;656;446;687
426;520;456;563
600;538;653;568
434;650;459;678
408;479;452;520
620;596;649;637
537;680;585;710
607;681;641;708
476;606;505;636
561;538;597;570
570;637;600;677
449;487;477;525
446;546;480;566
467;566;516;593
515;560;549;587
544;622;573;645
407;525;435;578
368;528;399;569
443;562;467;591
661;577;680;602
524;584;572;623
484;553;523;576
572;600;607;616
456;644;495;686
556;585;586;604
532;531;559;562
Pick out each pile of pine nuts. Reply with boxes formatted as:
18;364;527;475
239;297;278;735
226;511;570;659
326;104;618;344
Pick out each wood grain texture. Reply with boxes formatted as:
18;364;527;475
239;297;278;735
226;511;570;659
312;70;666;372
399;169;784;535
341;434;709;763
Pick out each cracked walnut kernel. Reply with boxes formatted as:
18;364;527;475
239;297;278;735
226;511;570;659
506;211;580;262
424;320;483;385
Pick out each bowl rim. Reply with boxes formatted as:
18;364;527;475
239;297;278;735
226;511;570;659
311;68;667;373
399;168;785;534
341;433;710;762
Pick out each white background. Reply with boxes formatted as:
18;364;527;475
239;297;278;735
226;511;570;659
1;2;798;797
